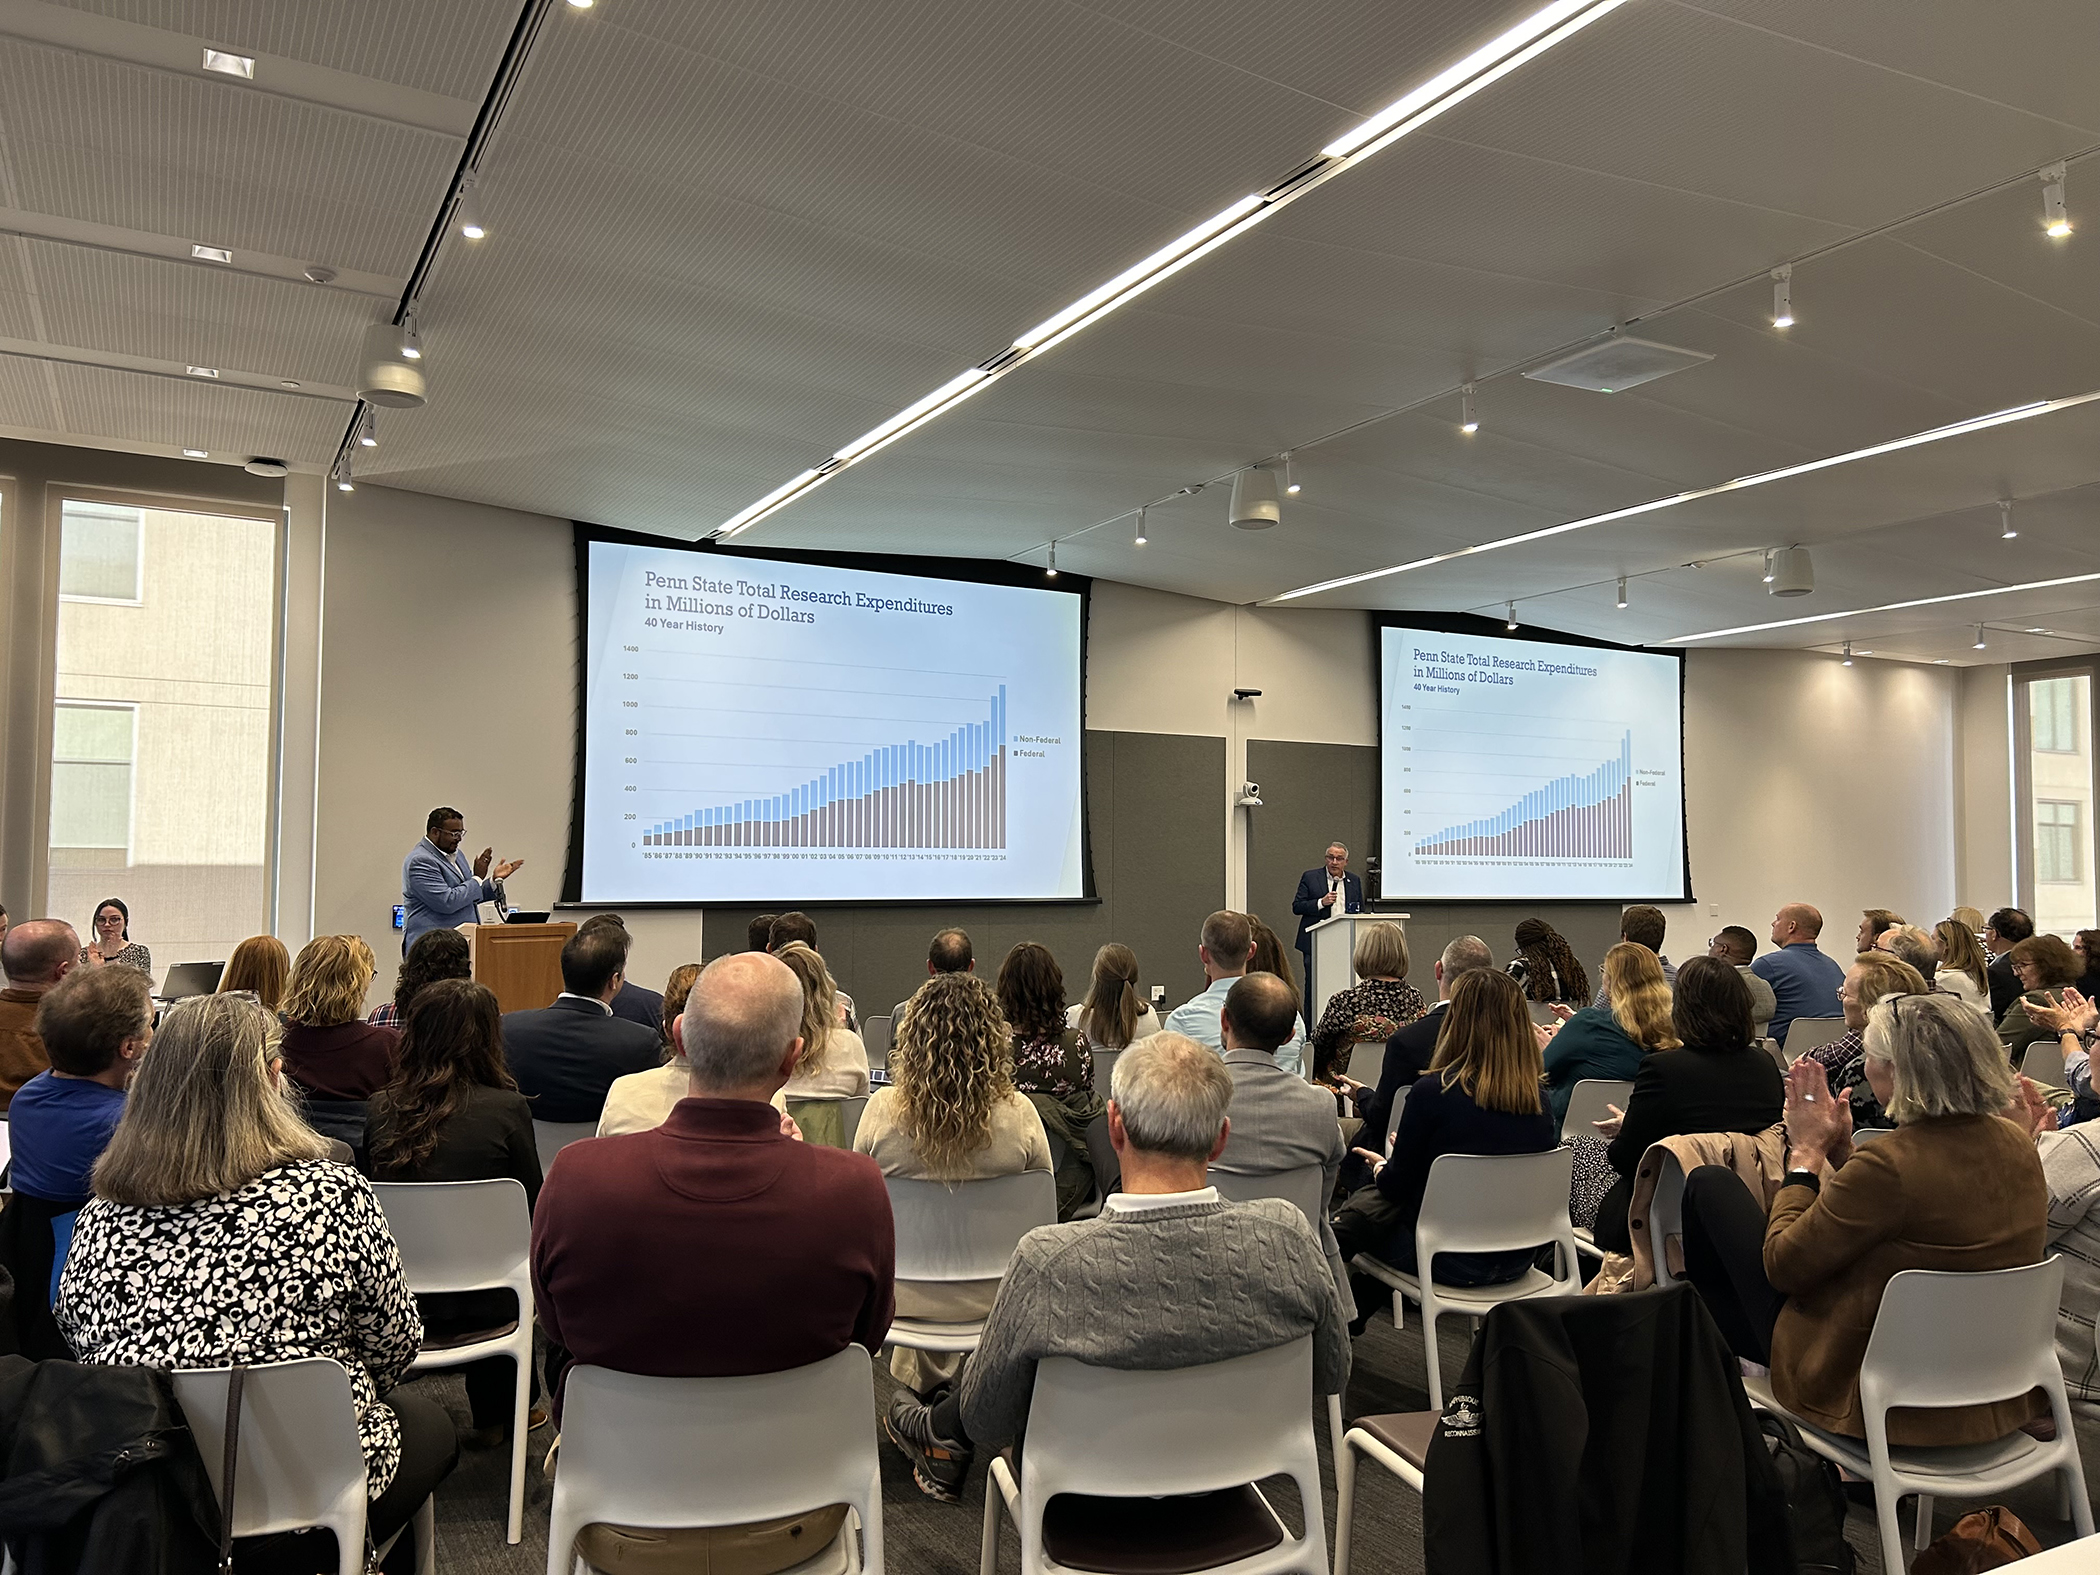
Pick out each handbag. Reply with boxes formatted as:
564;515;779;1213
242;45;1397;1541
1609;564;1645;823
1911;1506;2042;1575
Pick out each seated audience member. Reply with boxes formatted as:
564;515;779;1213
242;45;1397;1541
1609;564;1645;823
0;920;79;1109
368;926;469;1028
1803;952;1929;1082
531;952;893;1562
773;941;871;1146
1543;942;1679;1128
1854;907;1905;954
1590;957;1784;1257
1931;919;1992;1013
1067;942;1161;1049
2000;934;2083;1065
1246;915;1303;1010
1679;996;2045;1445
1507;918;1588;1004
502;927;661;1124
1749;904;1845;1049
80;897;150;977
1984;907;2036;1017
219;933;291;1012
746;912;778;953
1343;936;1494;1148
576;913;664;1032
1707;925;1777;1035
898;927;976;1024
1333;970;1556;1317
1214;973;1353;1318
368;978;542;1447
58;994;452;1571
14;966;152;1206
1001;941;1112;1219
1591;904;1676;1003
769;911;856;1027
1951;905;1988;941
1873;923;1938;989
596;963;704;1137
2075;929;2100;1002
2016;1078;2100;1402
0;904;7;939
1165;910;1307;1073
855;971;1050;1397
280;934;398;1100
885;1033;1347;1500
1309;921;1426;1085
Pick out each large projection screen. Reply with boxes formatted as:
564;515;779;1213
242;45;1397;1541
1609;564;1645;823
576;535;1087;905
1380;624;1689;901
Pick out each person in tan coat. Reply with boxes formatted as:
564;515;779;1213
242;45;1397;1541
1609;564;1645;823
0;921;79;1109
1679;992;2046;1446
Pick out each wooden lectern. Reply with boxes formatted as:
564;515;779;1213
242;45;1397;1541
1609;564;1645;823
465;922;576;1014
1306;911;1411;1029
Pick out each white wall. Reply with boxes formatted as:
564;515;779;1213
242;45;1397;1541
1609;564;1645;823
309;485;2004;992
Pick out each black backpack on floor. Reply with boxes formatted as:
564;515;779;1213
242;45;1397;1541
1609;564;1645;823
1755;1410;1857;1575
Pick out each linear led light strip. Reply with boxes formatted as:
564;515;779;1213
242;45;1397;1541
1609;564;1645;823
715;0;1631;540
1265;389;2100;602
1663;570;2100;644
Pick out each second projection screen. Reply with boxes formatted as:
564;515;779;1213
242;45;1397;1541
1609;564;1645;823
1381;626;1686;901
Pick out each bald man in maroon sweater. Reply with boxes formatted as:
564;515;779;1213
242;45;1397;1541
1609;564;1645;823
531;949;895;1404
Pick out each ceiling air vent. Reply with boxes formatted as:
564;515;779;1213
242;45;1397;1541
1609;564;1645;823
1523;335;1713;394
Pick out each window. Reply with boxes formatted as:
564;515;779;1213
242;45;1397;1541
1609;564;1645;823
2035;678;2082;754
49;703;135;860
57;501;143;602
2038;800;2083;884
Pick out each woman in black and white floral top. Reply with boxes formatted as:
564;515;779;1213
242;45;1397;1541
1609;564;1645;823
56;993;455;1563
1311;921;1427;1085
997;942;1108;1220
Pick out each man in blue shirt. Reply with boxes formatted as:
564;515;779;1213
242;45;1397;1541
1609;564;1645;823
1165;910;1307;1075
1748;903;1845;1049
402;805;524;954
13;965;153;1207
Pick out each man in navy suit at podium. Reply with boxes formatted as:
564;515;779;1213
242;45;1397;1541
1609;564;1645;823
1292;841;1363;998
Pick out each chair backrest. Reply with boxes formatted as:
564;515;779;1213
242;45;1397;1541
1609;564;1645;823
1858;1259;2068;1419
1021;1338;1318;1501
1528;1001;1559;1027
1851;1124;1894;1144
837;1093;869;1147
1385;1088;1406;1154
1783;1017;1848;1057
171;1359;368;1540
1091;1046;1122;1096
534;1119;597;1174
864;1014;893;1067
887;1171;1057;1283
1417;1147;1577;1260
1762;1037;1788;1072
1345;1041;1386;1085
370;1178;531;1296
1209;1164;1326;1234
1559;1079;1635;1144
2021;1037;2068;1086
555;1348;879;1534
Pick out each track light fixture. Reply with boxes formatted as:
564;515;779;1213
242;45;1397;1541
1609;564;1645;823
332;453;354;493
1133;507;1147;547
1762;549;1776;584
1974;624;1988;650
1770;264;1794;329
1284;453;1300;495
400;310;422;360
1616;576;1628;609
1046;540;1058;578
358;408;377;448
456;180;486;241
1505;601;1518;630
1460;384;1479;435
2043;163;2072;239
2000;499;2017;539
1841;641;1853;667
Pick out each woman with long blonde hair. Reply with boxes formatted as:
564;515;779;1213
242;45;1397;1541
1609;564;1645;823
1068;943;1161;1050
1537;941;1677;1127
855;971;1052;1400
772;941;869;1145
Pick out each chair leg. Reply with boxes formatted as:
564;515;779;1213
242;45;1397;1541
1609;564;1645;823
979;1466;1002;1575
1333;1432;1358;1575
414;1496;436;1574
1869;1472;1906;1575
1389;1288;1403;1333
1422;1302;1443;1412
508;1347;529;1544
1326;1393;1344;1472
1914;1492;1933;1551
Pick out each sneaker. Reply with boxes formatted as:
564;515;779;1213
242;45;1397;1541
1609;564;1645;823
885;1390;972;1503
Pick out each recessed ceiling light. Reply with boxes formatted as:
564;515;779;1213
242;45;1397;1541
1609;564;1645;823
181;448;207;458
1934;658;1951;664
190;244;231;264
279;379;301;389
566;0;593;8
201;47;254;79
1269;388;2100;603
186;365;219;378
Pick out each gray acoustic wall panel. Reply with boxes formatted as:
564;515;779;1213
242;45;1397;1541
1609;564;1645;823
702;730;1225;1024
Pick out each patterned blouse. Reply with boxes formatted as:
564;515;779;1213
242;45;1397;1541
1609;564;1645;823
1011;1026;1095;1101
1311;978;1427;1057
56;1160;423;1493
84;943;152;976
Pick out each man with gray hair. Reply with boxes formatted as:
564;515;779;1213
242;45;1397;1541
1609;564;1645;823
884;1032;1347;1502
533;951;895;1557
1347;935;1493;1148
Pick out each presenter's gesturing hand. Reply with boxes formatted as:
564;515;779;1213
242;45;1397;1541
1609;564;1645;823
473;846;494;877
495;858;525;880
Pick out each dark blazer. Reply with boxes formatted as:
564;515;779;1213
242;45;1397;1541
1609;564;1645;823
502;996;662;1124
1357;1001;1447;1146
1987;956;2023;1020
1590;1043;1784;1254
367;1083;544;1211
610;980;664;1035
1291;868;1363;953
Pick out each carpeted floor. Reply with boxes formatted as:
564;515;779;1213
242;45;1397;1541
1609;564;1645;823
416;1312;2099;1574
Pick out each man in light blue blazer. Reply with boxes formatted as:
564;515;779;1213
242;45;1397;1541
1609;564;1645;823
402;805;524;953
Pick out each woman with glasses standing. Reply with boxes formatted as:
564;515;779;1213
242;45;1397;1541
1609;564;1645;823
79;898;149;978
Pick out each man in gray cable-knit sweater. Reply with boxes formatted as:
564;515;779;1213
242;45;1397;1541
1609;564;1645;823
885;1032;1349;1501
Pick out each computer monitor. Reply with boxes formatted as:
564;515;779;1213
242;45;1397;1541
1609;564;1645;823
159;961;224;1000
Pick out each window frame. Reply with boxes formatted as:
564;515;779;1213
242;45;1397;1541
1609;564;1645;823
2036;798;2083;885
54;499;146;605
2013;658;2100;925
48;698;138;862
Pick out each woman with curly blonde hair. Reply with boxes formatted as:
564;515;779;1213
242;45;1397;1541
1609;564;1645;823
855;971;1050;1397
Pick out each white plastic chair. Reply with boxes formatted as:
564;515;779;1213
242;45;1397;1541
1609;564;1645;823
1353;1147;1581;1408
1333;1411;1431;1575
885;1171;1056;1355
1762;1037;1789;1072
1783;1017;1848;1059
172;1358;433;1575
547;1348;882;1575
1344;1041;1386;1085
2021;1037;2069;1086
1644;1144;1690;1288
979;1338;1326;1575
1745;1259;2094;1571
533;1120;596;1174
1090;1047;1122;1097
372;1178;534;1543
864;1014;894;1069
1559;1078;1635;1145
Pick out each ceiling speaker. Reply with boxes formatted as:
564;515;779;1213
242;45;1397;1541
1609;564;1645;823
1229;467;1281;530
358;321;426;408
242;457;289;477
1767;546;1813;597
1524;335;1714;394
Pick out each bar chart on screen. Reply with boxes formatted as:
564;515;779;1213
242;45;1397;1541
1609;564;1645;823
1413;732;1632;859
